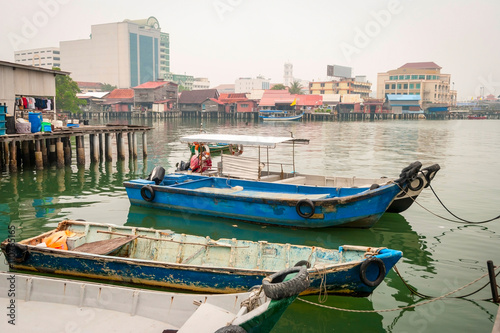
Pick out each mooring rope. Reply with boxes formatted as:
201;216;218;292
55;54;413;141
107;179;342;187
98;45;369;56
395;176;500;224
394;265;500;299
427;183;500;224
298;266;499;313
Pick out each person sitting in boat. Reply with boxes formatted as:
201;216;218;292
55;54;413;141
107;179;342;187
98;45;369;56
190;151;212;173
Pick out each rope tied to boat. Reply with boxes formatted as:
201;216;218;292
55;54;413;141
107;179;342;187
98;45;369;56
240;286;263;312
297;265;500;313
363;247;387;258
395;174;500;224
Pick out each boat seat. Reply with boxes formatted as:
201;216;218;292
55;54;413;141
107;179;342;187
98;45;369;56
177;303;235;333
260;175;281;181
73;235;138;255
273;176;307;185
196;187;328;200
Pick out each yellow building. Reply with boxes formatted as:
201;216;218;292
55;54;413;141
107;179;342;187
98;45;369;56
377;62;457;109
309;78;371;98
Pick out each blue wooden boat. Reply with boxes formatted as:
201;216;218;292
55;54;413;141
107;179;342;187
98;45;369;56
259;110;304;121
124;162;420;228
175;134;440;214
2;220;402;296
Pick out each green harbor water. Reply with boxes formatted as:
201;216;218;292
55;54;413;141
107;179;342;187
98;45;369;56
1;118;499;332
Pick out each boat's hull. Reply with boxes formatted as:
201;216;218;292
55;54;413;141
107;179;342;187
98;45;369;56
3;244;401;296
259;114;303;121
124;176;401;228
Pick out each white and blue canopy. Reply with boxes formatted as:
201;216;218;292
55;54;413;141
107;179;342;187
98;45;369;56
180;134;308;148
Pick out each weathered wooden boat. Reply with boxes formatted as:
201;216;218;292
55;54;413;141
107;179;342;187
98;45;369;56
124;162;421;228
175;134;440;213
0;269;305;333
2;220;402;296
259;110;304;121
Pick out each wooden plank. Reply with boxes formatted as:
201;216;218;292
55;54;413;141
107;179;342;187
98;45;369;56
73;235;138;255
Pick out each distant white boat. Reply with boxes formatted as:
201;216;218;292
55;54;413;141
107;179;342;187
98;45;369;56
259;110;304;121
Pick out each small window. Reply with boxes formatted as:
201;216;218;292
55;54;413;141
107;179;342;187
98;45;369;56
397;84;402;89
391;84;396;89
416;83;421;89
409;83;414;89
419;75;425;80
399;75;404;80
404;75;410;80
320;90;325;94
403;84;408;89
411;75;418;80
385;84;389;89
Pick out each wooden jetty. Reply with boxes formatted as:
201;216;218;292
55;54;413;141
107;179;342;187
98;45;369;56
0;124;151;173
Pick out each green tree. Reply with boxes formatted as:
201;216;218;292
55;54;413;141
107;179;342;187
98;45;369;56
178;85;189;92
54;69;86;113
271;84;286;90
288;80;303;94
101;83;117;92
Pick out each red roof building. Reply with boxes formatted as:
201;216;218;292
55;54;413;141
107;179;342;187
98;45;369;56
259;90;323;112
133;81;178;111
102;88;134;112
217;93;257;113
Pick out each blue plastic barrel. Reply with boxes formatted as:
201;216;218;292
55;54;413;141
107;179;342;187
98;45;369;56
29;112;42;133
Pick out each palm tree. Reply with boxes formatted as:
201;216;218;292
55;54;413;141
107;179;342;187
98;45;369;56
288;80;303;94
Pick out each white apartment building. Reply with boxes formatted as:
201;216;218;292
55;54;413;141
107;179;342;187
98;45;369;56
192;78;211;90
14;47;61;69
60;17;168;88
235;76;270;93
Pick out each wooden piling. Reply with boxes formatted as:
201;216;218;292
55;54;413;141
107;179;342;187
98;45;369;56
64;137;72;166
117;133;125;161
22;141;30;167
142;132;148;158
48;139;56;165
35;139;43;170
105;133;112;162
127;132;133;160
132;132;138;159
9;141;17;172
76;136;85;166
41;139;48;166
56;138;64;168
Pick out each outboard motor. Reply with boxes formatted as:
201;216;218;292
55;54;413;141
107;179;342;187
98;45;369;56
175;161;190;171
147;166;165;185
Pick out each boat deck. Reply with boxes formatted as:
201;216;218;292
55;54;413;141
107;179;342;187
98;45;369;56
196;186;329;200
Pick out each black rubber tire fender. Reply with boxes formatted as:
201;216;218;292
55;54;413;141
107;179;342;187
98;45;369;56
294;260;311;268
296;199;315;218
140;185;155;202
408;176;424;192
262;266;310;300
359;257;386;287
215;325;247;333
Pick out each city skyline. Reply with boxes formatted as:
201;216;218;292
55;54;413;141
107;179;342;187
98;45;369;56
1;0;499;100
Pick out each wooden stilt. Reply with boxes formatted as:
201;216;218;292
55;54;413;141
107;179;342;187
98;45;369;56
105;133;112;162
9;141;17;172
56;138;64;168
35;140;43;170
142;132;148;158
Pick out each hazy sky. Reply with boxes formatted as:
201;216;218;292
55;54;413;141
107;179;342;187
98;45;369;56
1;0;499;100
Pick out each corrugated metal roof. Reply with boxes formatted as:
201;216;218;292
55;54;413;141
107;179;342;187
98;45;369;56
179;89;219;104
133;81;171;89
